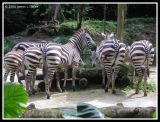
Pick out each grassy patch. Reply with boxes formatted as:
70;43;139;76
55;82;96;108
121;79;156;93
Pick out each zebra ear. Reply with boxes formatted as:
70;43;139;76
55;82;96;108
83;27;89;33
110;32;114;38
101;33;106;40
101;33;106;37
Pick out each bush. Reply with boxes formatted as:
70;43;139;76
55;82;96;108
4;37;17;54
59;21;76;35
4;82;28;118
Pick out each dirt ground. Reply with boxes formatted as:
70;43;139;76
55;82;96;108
4;66;157;109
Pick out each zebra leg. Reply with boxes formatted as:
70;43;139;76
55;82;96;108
135;76;143;94
102;66;105;88
25;76;32;96
31;70;37;95
4;69;9;82
56;71;62;92
111;67;120;94
144;68;148;96
63;67;68;91
46;77;51;99
105;68;112;92
10;71;15;82
72;66;77;91
25;71;33;96
16;70;22;84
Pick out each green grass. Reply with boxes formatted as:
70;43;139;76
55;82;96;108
57;34;72;44
59;17;156;45
121;79;156;93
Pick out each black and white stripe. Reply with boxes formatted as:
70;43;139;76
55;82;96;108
128;40;154;96
91;33;126;93
23;47;44;95
43;28;96;99
12;41;48;52
4;51;24;84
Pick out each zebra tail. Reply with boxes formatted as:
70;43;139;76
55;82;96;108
21;52;26;79
42;46;48;83
145;47;150;77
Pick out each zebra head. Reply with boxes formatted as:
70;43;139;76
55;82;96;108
91;50;98;67
101;32;115;40
80;29;97;51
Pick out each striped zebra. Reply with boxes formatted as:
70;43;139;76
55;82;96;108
12;41;83;95
12;41;48;52
23;47;44;95
128;40;154;96
3;41;42;84
56;48;84;92
43;28;97;99
4;51;24;84
91;33;126;93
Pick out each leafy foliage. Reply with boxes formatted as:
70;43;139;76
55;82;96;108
4;37;17;54
4;8;27;36
4;82;28;118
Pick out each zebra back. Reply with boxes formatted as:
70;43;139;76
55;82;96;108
4;51;23;72
129;40;154;70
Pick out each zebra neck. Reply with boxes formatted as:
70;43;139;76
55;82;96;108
62;42;81;54
67;38;83;53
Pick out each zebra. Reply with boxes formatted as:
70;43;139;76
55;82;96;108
4;50;24;84
91;33;126;94
128;40;155;96
3;41;43;84
23;47;44;95
43;28;97;99
56;48;84;92
12;41;83;95
12;41;48;52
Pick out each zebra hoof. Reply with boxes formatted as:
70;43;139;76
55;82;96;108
28;91;33;96
112;90;116;94
59;89;63;93
105;88;108;93
144;93;147;97
46;92;51;99
47;95;50;99
72;87;76;91
135;90;139;94
32;89;36;95
62;88;66;92
18;81;22;84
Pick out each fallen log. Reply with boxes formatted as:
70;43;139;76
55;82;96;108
100;103;156;118
22;103;64;118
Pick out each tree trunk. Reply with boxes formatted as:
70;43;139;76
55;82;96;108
53;4;60;21
76;5;84;30
103;4;106;33
116;4;127;40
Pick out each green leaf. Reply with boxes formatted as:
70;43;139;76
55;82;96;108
152;111;157;119
4;82;28;118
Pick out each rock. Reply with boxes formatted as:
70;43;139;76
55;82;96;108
22;108;64;118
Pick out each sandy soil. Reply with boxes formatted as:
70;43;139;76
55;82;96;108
4;66;157;109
